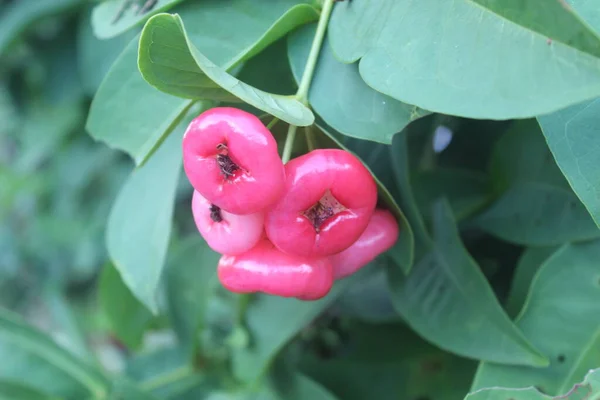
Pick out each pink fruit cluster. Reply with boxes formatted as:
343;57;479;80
183;107;399;300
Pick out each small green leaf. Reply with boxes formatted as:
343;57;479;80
314;124;415;274
472;240;600;394
99;263;153;349
0;0;84;55
92;0;184;39
165;237;221;355
538;97;600;229
505;246;559;318
412;169;491;222
329;0;600;119
467;369;600;400
138;13;314;126
387;199;548;367
0;380;59;400
287;23;429;143
0;308;109;399
106;125;183;314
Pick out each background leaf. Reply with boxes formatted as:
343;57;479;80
387;199;547;367
328;0;600;119
138;13;314;126
0;380;60;400
538;97;600;229
472;240;600;395
99;263;153;349
91;0;184;39
288;23;429;143
106;124;182;314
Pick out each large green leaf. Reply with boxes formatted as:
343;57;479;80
91;0;184;39
477;119;600;245
0;0;84;55
0;308;109;399
99;263;153;349
467;369;600;400
106;125;182;314
387;199;547;367
328;0;600;119
314;124;415;273
165;237;221;355
287;23;428;143
471;240;600;394
232;270;366;384
300;321;476;400
87;0;319;164
138;13;314;126
538;98;600;229
504;246;559;318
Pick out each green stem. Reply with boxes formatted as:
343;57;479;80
266;117;279;130
295;0;335;105
305;126;316;151
282;124;298;163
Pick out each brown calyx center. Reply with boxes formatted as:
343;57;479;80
209;204;223;223
216;143;239;179
303;190;346;232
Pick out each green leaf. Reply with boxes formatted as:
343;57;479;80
505;246;559;318
467;369;600;400
232;271;366;384
92;0;184;39
477;119;600;245
0;380;59;400
412;169;491;222
138;13;314;126
109;378;162;400
0;0;84;55
88;0;319;164
538;97;600;229
300;321;476;400
287;23;429;143
77;7;139;95
0;308;109;399
329;0;600;119
471;240;600;394
106;125;182;314
165;237;221;355
387;199;547;367
314;124;415;273
99;263;153;349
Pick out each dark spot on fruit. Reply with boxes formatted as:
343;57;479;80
557;354;565;363
210;204;223;223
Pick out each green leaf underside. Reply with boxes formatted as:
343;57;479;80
467;368;600;400
538;97;600;229
88;0;319;164
387;199;547;367
106;127;182;314
314;124;415;274
329;0;600;119
472;241;600;395
91;0;184;39
165;237;221;354
99;263;153;349
0;309;109;399
139;13;315;126
287;23;429;144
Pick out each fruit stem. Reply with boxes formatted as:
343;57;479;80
295;0;335;105
282;124;298;163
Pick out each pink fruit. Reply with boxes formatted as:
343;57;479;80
265;149;377;258
217;239;334;300
192;190;264;255
330;209;399;279
183;107;285;215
